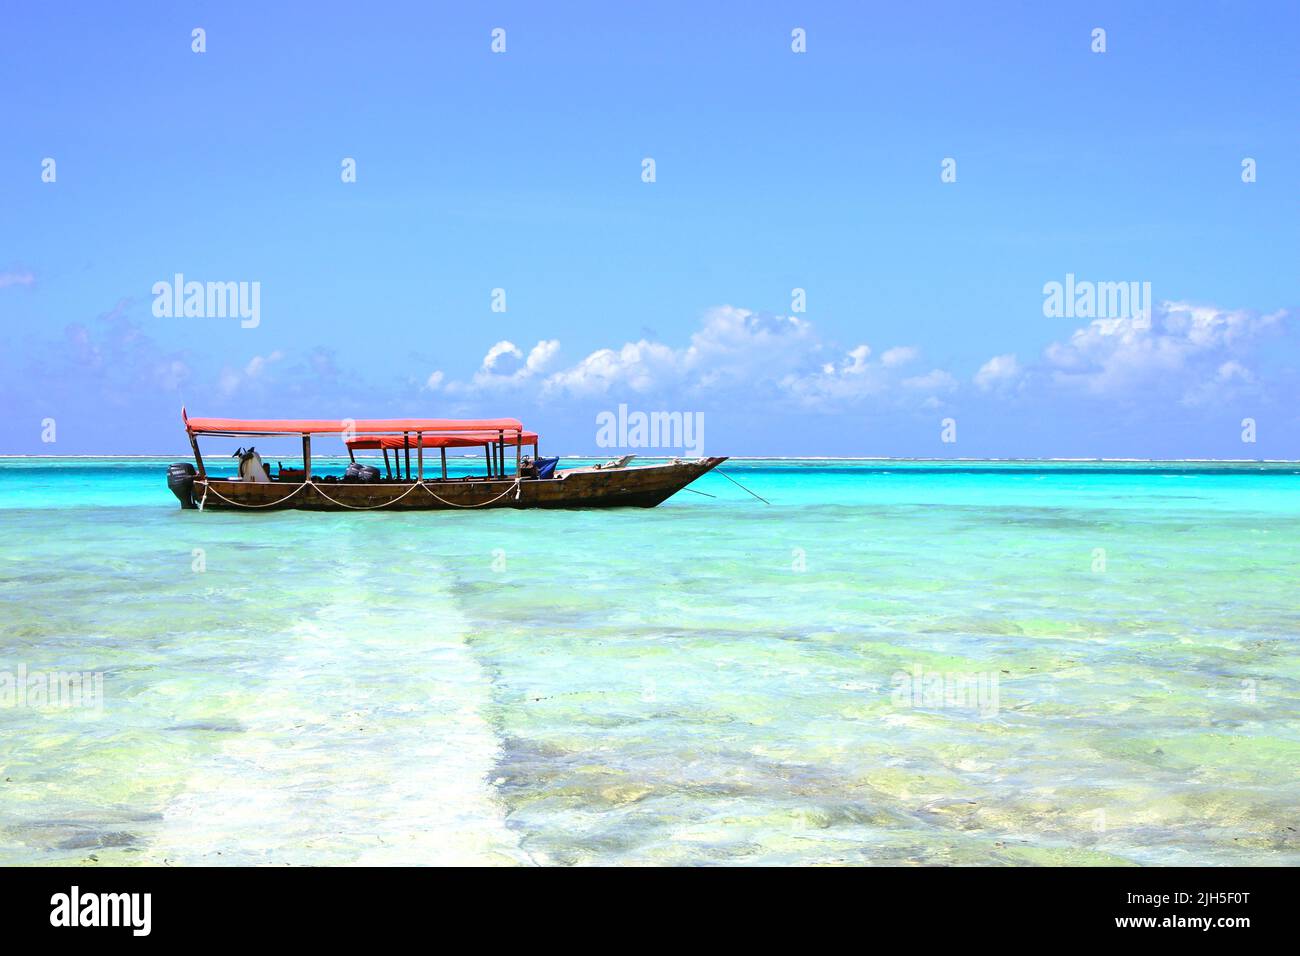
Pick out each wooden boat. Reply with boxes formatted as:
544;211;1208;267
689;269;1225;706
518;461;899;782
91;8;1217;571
168;409;725;511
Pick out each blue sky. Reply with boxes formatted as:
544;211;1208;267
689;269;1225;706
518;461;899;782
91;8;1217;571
2;1;1297;456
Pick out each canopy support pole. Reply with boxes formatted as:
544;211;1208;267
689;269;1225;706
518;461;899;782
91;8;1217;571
383;448;392;478
302;434;312;479
515;429;521;477
403;433;411;482
440;448;447;481
484;444;492;478
188;432;206;477
417;432;423;480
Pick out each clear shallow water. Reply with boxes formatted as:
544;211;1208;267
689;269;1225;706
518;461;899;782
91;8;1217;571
1;458;1297;866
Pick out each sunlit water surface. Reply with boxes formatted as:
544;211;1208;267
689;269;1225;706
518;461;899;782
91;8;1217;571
1;458;1297;865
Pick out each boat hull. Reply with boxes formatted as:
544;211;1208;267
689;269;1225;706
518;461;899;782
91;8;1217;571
188;457;727;512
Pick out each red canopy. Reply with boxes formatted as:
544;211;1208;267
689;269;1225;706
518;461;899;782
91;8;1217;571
460;430;539;447
351;434;491;450
347;431;538;450
184;408;524;436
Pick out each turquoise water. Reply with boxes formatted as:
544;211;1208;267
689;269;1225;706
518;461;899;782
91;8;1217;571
1;457;1297;865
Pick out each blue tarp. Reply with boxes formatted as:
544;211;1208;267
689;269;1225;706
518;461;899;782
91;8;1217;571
536;456;560;479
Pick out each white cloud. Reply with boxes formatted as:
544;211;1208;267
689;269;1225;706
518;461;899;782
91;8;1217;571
482;340;522;371
0;270;36;289
1215;359;1253;383
782;344;958;406
1182;358;1259;407
525;339;561;373
218;368;241;396
537;307;817;398
244;351;283;377
217;351;284;396
902;369;958;392
974;353;1021;391
542;340;680;396
424;370;444;391
442;306;941;413
153;358;191;391
448;338;562;394
1040;301;1286;403
430;300;1293;417
880;346;919;367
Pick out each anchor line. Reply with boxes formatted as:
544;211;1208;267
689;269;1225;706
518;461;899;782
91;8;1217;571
715;469;770;505
681;486;717;498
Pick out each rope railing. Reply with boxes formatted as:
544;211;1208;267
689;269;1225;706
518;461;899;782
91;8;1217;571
199;480;309;510
307;479;427;511
197;477;523;511
420;477;522;508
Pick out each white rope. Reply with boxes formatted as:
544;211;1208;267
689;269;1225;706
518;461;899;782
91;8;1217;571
201;480;310;509
197;477;522;510
422;478;522;509
307;480;425;511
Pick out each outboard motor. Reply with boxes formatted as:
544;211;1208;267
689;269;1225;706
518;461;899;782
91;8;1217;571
344;462;381;482
167;462;198;509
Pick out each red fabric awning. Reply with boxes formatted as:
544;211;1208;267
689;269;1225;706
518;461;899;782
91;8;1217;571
458;430;539;447
346;434;522;450
184;408;525;436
